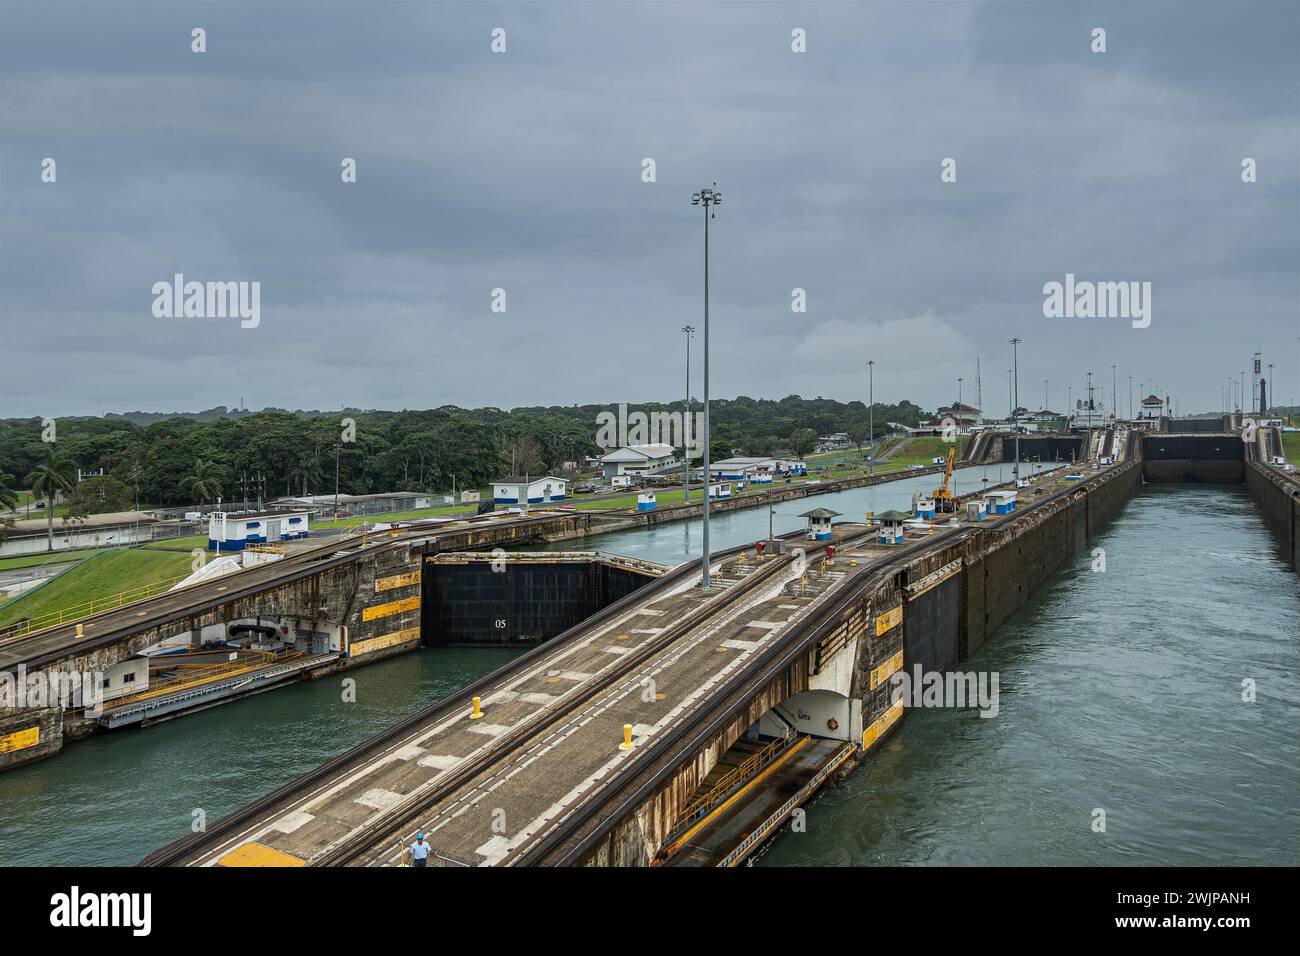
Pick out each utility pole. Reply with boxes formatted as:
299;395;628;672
1111;364;1117;423
691;184;721;590
682;325;695;503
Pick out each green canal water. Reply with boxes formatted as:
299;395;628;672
0;475;1294;866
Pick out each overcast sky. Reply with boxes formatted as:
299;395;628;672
1;0;1297;420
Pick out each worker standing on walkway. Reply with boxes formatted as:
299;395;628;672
410;833;431;868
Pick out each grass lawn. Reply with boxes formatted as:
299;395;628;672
1282;432;1300;466
0;549;103;572
0;549;194;628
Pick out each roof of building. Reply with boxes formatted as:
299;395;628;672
1;510;161;535
798;508;842;519
213;509;311;521
711;456;775;468
940;402;982;414
598;444;676;462
1141;394;1163;405
875;509;913;522
493;475;567;485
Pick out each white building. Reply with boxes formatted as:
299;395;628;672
207;510;309;551
710;456;775;479
598;444;681;478
492;476;568;504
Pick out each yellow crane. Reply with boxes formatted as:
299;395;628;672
933;446;958;512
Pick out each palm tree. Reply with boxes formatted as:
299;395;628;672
182;459;223;513
26;454;77;551
0;470;19;513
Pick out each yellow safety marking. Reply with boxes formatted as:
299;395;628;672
375;571;421;593
661;737;811;861
350;626;419;657
861;699;904;751
875;604;903;636
869;650;904;690
361;595;421;622
0;726;40;754
218;842;306;868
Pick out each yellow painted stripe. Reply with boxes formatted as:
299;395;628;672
870;649;904;690
660;737;811;861
875;604;903;636
862;699;904;751
350;626;420;657
375;571;420;592
219;842;306;867
361;595;420;622
0;726;40;754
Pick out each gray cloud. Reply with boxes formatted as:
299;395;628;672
1;0;1296;419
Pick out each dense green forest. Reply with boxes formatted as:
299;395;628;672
0;396;930;508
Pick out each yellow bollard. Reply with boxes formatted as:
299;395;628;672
76;623;84;638
850;558;858;567
737;551;746;566
470;696;484;720
618;724;635;751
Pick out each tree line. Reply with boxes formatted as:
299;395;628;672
0;396;930;513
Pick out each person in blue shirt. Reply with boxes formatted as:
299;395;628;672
410;833;432;867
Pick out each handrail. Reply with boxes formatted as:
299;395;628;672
673;728;798;829
96;650;289;711
0;571;197;640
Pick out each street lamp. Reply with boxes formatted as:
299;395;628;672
691;183;721;590
1009;338;1021;478
867;360;875;476
682;325;695;503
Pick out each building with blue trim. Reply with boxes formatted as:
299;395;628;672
207;510;309;552
492;475;568;504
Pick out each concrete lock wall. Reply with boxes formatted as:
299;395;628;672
1245;460;1300;570
0;707;63;771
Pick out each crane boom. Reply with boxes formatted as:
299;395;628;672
934;445;957;511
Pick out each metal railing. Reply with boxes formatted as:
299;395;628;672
0;570;199;640
95;650;290;712
674;728;799;830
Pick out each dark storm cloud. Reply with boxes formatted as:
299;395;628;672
0;0;1296;419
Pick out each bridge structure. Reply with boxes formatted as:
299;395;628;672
142;445;1146;868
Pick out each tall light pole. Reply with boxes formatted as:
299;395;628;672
1128;375;1132;422
682;325;695;503
1010;339;1021;478
1087;370;1094;428
1111;364;1117;422
691;184;721;590
867;360;875;475
1044;378;1048;413
1267;362;1274;413
957;376;963;408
